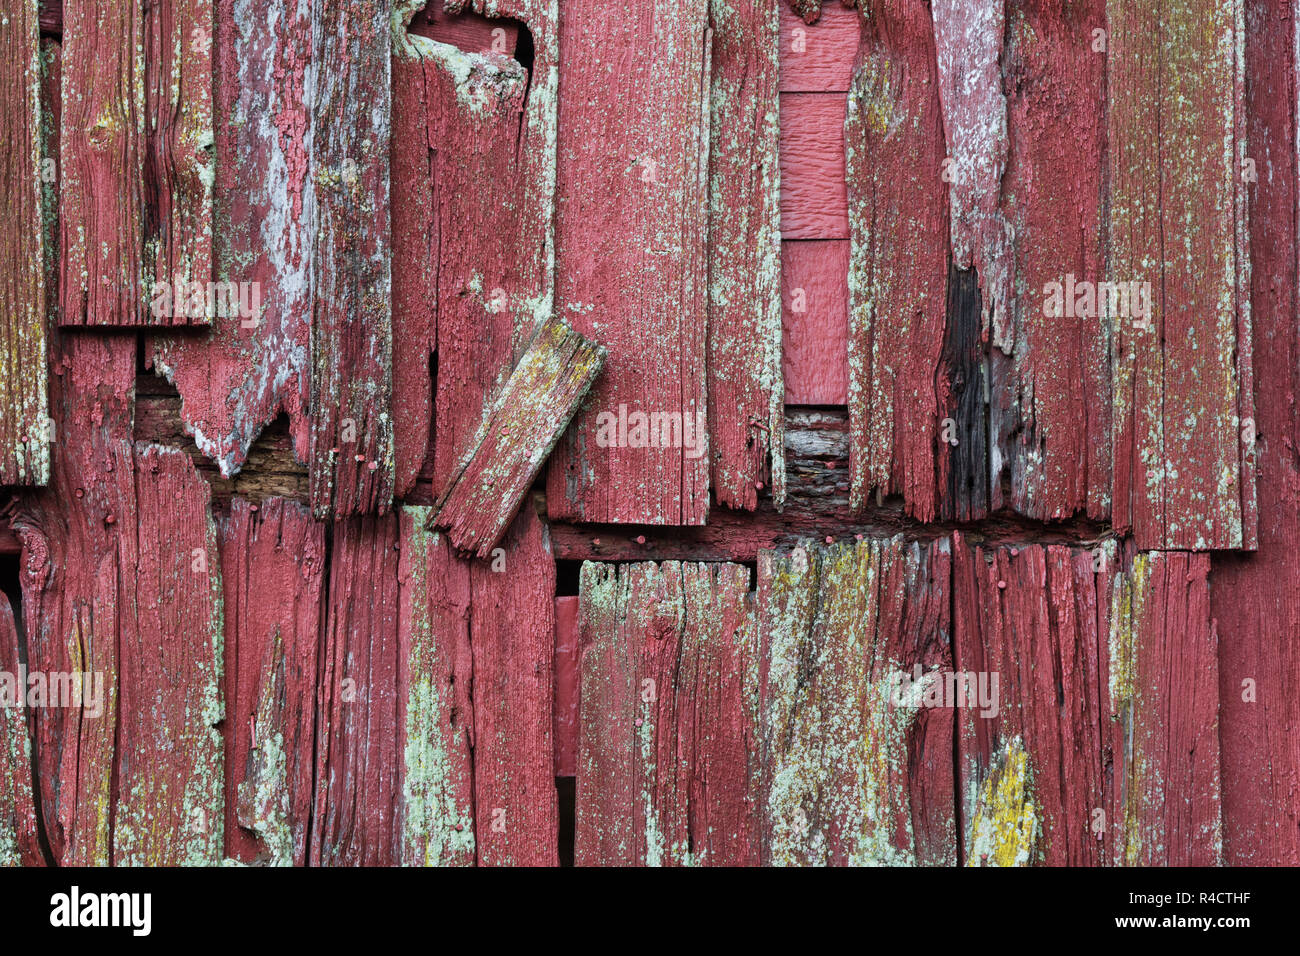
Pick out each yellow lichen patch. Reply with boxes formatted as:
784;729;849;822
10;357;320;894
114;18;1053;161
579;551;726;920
966;737;1039;867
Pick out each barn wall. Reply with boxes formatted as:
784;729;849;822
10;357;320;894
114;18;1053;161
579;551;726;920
0;0;1293;866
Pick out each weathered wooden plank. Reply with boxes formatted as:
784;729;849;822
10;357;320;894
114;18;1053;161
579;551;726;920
781;239;848;406
757;536;954;865
576;559;760;865
432;314;604;557
0;591;42;865
952;536;1110;866
465;508;558;866
13;338;133;868
988;0;1110;522
1107;0;1255;550
547;0;712;526
778;92;848;239
397;510;476;867
393;0;561;504
778;0;858;93
11;44;124;867
708;0;785;511
219;497;322;865
307;0;393;518
311;513;403;865
845;1;949;522
1108;551;1221;865
114;443;224;866
931;0;1012;352
0;0;48;485
150;0;314;479
1214;0;1300;865
59;0;213;326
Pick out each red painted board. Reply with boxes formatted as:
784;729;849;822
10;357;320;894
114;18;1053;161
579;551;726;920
1107;0;1255;550
547;0;711;526
219;497;323;865
150;0;314;480
953;537;1109;866
756;536;954;865
114;443;224;866
0;0;48;485
781;239;848;406
392;0;560;503
778;0;859;93
1213;0;1300;866
0;591;42;865
931;0;1012;351
845;0;949;521
1107;551;1221;865
59;0;213;326
778;92;848;240
576;560;760;865
307;0;394;518
988;0;1109;522
708;0;786;511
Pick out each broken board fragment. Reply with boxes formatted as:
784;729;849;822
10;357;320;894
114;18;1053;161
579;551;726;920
431;314;604;558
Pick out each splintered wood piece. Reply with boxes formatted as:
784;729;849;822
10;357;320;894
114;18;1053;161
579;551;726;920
546;0;712;526
392;0;561;501
845;0;949;521
576;560;760;866
988;0;1109;523
0;0;48;484
219;497;323;865
931;0;1013;352
1107;551;1221;865
150;0;315;479
757;536;954;866
1107;0;1255;549
708;0;786;511
307;0;393;518
59;0;213;325
114;444;225;866
432;314;604;558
